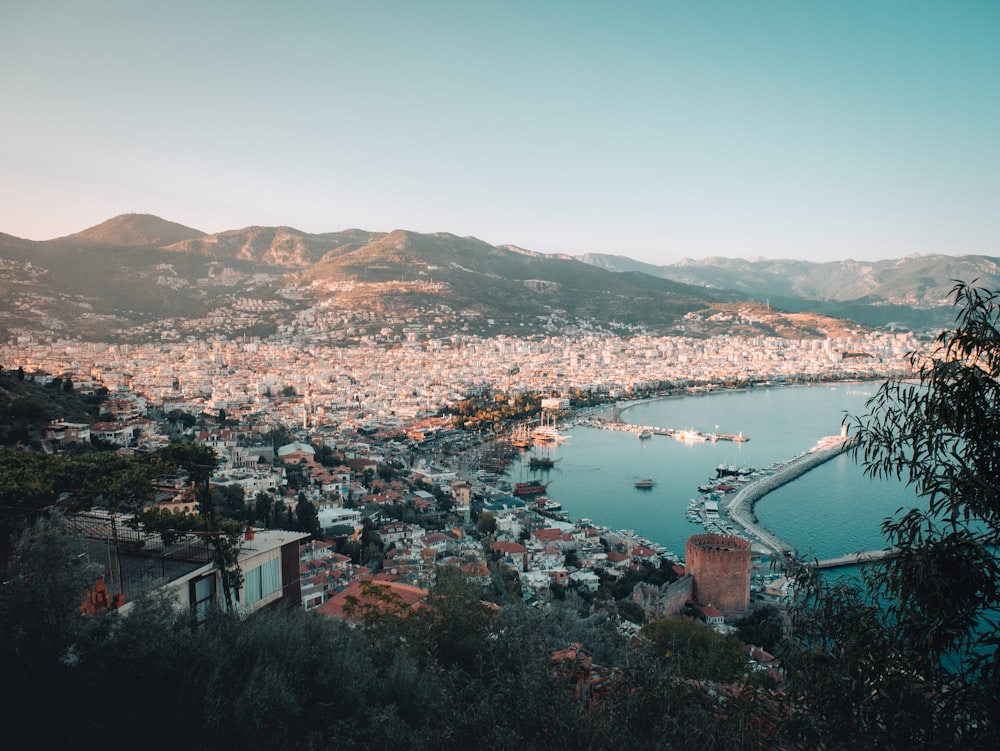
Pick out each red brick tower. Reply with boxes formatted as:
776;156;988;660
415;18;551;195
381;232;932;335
686;533;751;613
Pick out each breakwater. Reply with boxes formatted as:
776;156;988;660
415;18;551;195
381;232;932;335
724;435;852;559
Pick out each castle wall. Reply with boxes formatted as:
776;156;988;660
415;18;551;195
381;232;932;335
632;575;693;620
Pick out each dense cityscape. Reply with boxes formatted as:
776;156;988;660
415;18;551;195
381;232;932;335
4;328;921;436
0;325;924;615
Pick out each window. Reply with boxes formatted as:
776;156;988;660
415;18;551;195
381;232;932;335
243;557;280;607
191;574;216;622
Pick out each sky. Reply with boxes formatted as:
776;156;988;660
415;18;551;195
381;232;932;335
1;1;998;265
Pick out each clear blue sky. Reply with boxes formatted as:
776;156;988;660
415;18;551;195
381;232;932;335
2;1;997;264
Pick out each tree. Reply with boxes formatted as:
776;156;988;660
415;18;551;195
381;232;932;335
784;281;1000;749
295;494;321;539
476;509;497;536
0;511;103;713
638;615;746;683
401;566;497;672
253;491;274;527
211;484;249;522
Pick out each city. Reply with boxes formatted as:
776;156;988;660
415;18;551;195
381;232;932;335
0;326;923;617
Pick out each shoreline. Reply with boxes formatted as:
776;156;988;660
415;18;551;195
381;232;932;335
577;385;863;564
722;435;852;560
580;379;875;427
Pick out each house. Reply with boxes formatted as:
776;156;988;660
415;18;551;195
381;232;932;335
630;544;661;568
419;531;453;557
277;441;316;463
698;604;725;626
450;480;472;510
299;539;335;563
491;540;529;571
569;569;601;592
317;577;429;622
530;528;565;547
345;456;378;476
91;421;134;447
75;510;310;619
379;521;424;547
45;421;92;446
603;550;631;575
759;575;792;603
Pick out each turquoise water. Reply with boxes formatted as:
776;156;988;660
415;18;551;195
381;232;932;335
508;383;919;560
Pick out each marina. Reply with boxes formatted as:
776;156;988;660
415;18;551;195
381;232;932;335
581;418;750;444
504;384;919;565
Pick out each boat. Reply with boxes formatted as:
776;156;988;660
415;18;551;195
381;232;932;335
638;431;652;440
634;477;655;489
529;456;556;469
674;429;708;442
532;495;563;512
510;425;532;449
531;412;566;442
513;480;549;497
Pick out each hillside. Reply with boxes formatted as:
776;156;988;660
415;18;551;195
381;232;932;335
58;213;206;246
577;252;1000;328
1;213;980;343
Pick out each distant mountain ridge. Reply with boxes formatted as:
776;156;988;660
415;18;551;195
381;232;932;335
576;252;1000;329
0;213;991;343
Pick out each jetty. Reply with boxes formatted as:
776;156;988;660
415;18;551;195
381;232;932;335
588;420;749;443
808;548;899;570
723;433;852;559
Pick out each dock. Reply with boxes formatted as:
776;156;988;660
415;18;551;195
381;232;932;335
807;548;899;570
722;434;852;558
586;419;749;443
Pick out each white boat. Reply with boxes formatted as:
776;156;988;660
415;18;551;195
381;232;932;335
531;412;566;442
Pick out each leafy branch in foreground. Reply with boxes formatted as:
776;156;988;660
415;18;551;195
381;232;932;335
785;280;1000;750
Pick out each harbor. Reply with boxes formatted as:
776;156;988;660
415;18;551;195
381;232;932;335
725;433;852;558
500;385;919;569
686;432;854;563
579;415;750;444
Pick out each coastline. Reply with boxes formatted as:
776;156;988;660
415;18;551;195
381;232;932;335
722;435;852;559
581;385;864;563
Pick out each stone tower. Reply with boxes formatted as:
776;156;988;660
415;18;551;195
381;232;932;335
686;533;751;614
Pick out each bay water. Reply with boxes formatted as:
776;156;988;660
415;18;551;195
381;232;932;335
509;383;920;561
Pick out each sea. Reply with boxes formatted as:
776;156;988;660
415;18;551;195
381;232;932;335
507;382;921;562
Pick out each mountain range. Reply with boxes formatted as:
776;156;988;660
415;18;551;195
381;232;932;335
1;213;994;343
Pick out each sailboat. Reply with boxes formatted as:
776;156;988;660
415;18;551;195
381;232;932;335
510;424;532;449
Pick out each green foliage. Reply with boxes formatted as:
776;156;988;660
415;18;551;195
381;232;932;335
476;509;497;536
444;389;543;431
0;368;106;444
1;512;795;750
734;604;786;655
294;495;321;538
639;616;747;683
783;281;1000;749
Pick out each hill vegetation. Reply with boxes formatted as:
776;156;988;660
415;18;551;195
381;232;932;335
3;213;991;342
0;367;107;446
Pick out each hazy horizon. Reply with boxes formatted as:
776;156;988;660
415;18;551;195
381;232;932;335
2;2;997;265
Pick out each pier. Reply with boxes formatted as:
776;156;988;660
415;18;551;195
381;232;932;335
723;434;852;559
587;419;749;443
807;548;899;570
